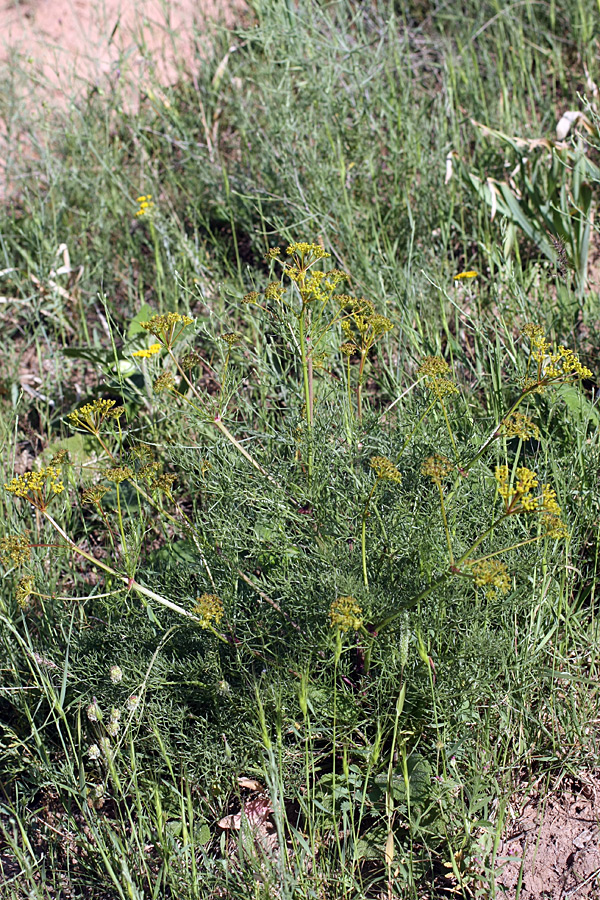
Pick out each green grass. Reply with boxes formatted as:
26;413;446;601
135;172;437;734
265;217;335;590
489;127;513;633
1;1;600;897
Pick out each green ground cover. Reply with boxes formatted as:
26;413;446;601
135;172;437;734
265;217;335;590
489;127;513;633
1;1;599;897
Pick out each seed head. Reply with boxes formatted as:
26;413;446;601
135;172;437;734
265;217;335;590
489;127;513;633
220;332;242;345
16;576;35;609
153;372;176;394
109;665;123;684
82;485;110;506
465;558;511;598
421;454;454;485
0;534;31;568
502;413;540;441
105;466;132;484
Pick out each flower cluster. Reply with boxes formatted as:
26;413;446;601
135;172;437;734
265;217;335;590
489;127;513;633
339;296;393;358
4;466;64;510
140;312;193;347
81;485;109;506
370;456;403;484
418;356;459;400
16;576;35;609
105;466;132;484
68;399;124;434
135;194;154;217
522;324;592;388
180;350;203;369
502;412;540;441
0;534;31;567
330;596;363;632
106;708;121;737
132;343;161;359
465;558;511;598
495;466;569;536
194;593;224;628
495;465;538;512
153;372;176;394
220;332;242;345
286;241;330;261
421;454;454;485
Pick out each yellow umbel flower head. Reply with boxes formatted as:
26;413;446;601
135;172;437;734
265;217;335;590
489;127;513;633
465;558;510;599
330;596;363;632
140;313;193;348
68;399;124;435
4;466;64;511
194;593;224;628
370;456;403;484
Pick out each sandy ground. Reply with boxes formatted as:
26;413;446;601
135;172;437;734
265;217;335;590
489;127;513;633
0;0;242;193
0;0;240;94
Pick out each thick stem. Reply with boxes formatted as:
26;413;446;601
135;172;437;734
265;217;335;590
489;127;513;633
41;511;200;622
299;307;314;480
361;482;378;589
437;482;454;565
357;351;367;422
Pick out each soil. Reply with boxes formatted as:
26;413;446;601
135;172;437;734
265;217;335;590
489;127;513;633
0;0;244;194
495;772;600;899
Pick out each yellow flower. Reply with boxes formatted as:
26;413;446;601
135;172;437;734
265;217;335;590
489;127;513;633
135;194;155;217
68;398;124;433
194;593;224;628
140;313;193;347
370;456;402;484
4;466;64;509
465;559;510;598
330;596;363;632
132;343;162;358
286;242;330;260
453;271;478;280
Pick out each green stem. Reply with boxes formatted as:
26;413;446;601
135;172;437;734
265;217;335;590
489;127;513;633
299;306;314;480
437;483;454;565
114;483;129;570
357;351;367;422
439;398;460;466
361;482;379;589
41;512;201;622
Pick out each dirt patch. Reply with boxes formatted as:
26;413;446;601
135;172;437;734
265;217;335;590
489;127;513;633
0;0;244;195
495;772;600;899
0;0;241;92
